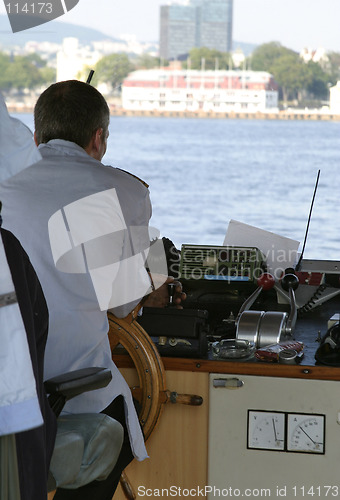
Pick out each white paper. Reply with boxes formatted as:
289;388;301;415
223;220;300;279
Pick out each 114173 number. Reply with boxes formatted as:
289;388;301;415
5;3;53;14
292;486;339;496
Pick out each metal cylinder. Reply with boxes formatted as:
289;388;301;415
257;311;288;348
236;310;264;346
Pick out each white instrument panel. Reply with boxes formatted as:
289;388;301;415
208;374;340;499
247;409;325;453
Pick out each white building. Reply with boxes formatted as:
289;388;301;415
300;47;329;67
25;40;61;66
56;38;101;82
122;69;279;113
232;48;246;68
93;36;158;57
330;81;340;114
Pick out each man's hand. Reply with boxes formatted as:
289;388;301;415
143;276;186;309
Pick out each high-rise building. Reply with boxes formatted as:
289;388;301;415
159;0;233;61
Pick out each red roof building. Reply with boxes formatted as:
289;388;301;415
122;69;279;113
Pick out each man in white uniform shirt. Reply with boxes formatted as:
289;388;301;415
0;91;56;500
0;80;184;500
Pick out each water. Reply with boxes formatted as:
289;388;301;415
14;114;340;260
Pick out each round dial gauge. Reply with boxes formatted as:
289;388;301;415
287;414;325;454
248;411;285;451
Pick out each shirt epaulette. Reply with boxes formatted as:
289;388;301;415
117;168;149;188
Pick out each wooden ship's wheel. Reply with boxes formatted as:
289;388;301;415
108;311;203;440
108;311;166;441
108;310;203;499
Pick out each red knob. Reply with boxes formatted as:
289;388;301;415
257;272;275;290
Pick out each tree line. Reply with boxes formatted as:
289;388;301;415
1;42;340;107
0;52;55;91
249;42;340;104
88;44;340;106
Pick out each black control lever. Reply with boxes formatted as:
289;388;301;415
168;282;176;306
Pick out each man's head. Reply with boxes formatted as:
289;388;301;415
34;80;110;160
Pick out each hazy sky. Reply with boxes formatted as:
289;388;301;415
1;0;339;52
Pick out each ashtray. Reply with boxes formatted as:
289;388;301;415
211;339;256;360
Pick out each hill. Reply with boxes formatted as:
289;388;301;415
0;14;257;56
0;14;120;48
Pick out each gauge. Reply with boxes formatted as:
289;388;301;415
287;413;325;454
248;410;285;451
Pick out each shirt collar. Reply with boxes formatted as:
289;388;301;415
38;139;90;159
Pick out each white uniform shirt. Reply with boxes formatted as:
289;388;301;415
0;92;43;436
0;234;44;436
0;140;152;460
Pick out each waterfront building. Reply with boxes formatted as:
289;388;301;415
231;48;246;68
121;68;278;113
56;37;101;82
159;0;233;61
300;47;329;66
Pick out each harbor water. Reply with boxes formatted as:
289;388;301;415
14;114;340;260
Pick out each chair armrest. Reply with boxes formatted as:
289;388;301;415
44;367;112;401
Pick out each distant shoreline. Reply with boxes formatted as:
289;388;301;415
7;104;340;121
109;108;340;121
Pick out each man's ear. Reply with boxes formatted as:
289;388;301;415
85;128;104;159
93;128;103;152
33;131;39;146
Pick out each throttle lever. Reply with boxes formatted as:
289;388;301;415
236;273;275;323
280;273;299;336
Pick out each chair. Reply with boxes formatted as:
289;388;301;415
45;367;124;495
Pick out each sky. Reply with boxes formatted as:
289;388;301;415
0;0;339;52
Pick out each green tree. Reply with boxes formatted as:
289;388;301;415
134;54;162;70
7;56;43;89
25;53;47;68
39;66;56;85
271;54;308;102
304;61;329;99
249;42;330;104
0;54;44;90
249;42;297;72
184;47;232;70
326;52;340;85
0;52;11;89
92;53;135;91
0;51;56;90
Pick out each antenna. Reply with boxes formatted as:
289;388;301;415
295;169;321;271
86;70;95;84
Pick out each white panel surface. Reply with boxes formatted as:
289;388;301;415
208;373;340;500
